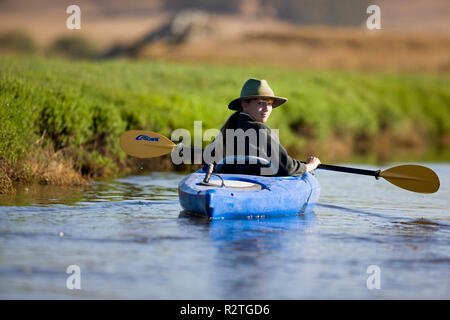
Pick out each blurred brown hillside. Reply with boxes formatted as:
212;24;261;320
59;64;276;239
0;0;449;72
1;0;449;31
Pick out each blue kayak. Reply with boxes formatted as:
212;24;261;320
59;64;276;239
178;168;320;219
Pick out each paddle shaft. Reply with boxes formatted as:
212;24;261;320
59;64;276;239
300;161;381;179
174;143;378;178
179;144;380;179
318;164;381;179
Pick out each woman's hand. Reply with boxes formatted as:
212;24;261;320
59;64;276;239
305;156;321;172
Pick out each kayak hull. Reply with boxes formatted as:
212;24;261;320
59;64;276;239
178;169;320;219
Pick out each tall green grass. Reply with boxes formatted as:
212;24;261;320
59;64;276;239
1;56;449;190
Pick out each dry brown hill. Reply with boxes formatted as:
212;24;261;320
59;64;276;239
0;0;449;72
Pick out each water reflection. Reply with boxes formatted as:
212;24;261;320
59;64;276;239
179;211;317;246
0;184;86;207
178;212;318;298
0;173;180;207
208;214;316;247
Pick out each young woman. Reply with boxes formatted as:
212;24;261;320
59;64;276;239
213;78;321;176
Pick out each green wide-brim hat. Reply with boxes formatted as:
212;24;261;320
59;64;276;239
228;78;288;110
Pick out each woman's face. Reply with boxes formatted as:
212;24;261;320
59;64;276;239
241;98;273;123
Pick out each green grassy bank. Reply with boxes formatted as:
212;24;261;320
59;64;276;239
1;56;449;193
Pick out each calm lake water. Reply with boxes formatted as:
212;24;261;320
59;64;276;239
0;163;449;299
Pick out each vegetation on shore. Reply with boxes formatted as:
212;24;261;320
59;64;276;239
1;56;449;193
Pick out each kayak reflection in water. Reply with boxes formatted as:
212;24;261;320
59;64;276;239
213;78;321;176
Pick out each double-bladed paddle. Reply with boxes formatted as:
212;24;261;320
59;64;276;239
120;130;440;194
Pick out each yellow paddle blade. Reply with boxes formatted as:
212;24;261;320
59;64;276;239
119;130;176;158
380;165;440;194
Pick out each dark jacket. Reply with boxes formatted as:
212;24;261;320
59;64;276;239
210;112;307;176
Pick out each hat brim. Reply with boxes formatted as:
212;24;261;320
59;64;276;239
228;95;288;110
